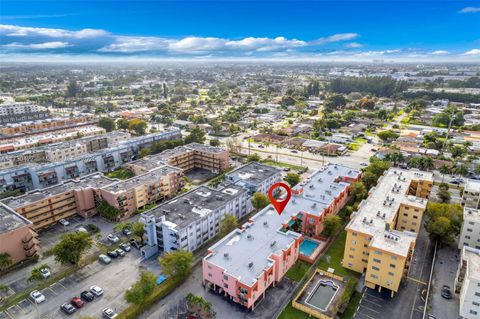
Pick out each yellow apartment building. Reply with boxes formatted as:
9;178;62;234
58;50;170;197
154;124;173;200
343;168;433;296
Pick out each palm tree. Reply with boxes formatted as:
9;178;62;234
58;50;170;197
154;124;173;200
439;164;451;182
0;253;12;271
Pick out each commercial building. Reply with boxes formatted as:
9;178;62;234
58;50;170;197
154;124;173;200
343;168;433;296
0;103;50;125
140;184;249;258
225;162;281;195
455;246;480;319
0;203;38;264
0;129;182;192
459;208;480;250
2;174;115;230
202;164;360;310
100;165;184;221
462;179;480;209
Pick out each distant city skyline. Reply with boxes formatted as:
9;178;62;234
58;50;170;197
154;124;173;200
1;0;480;62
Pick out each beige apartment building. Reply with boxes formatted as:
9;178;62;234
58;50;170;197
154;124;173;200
0;115;97;135
100;165;184;220
455;246;480;319
2;174;115;230
0;203;39;264
462;179;480;209
343;168;433;296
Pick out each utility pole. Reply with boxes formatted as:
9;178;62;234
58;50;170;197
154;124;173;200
441;114;455;154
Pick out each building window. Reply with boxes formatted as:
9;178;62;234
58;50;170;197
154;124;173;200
223;275;228;280
390;264;396;268
373;258;381;263
388;272;394;276
370;274;378;279
374;250;382;255
372;266;380;271
352;232;357;236
470;310;477;316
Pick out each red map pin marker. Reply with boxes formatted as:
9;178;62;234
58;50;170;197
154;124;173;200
268;182;292;215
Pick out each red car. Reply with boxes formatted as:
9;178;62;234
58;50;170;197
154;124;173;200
70;297;85;308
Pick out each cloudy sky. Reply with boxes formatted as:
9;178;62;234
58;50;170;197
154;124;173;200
1;0;480;62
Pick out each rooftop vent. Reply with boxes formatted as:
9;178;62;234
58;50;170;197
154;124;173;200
270;241;276;247
248;262;254;268
224;253;229;259
263;221;268;227
247;234;253;240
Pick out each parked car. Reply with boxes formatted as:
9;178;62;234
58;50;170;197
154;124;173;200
40;267;51;279
258;145;264;148
102;308;118;318
98;254;112;264
283;167;290;172
30;290;45;303
58;219;70;226
107;234;120;243
89;285;103;296
80;290;95;302
119;243;131;252
70;297;85;308
115;248;125;257
441;285;452;299
291;150;298;153
76;226;88;233
129;238;141;249
60;303;76;315
450;178;464;185
122;228;132;236
107;250;118;259
360;162;368;167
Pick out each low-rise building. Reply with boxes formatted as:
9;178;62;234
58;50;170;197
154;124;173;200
141;184;249;256
343;168;433;296
202;164;360;310
459;207;480;250
0;203;38;264
2;173;115;230
100;165;184;220
225;162;281;195
455;246;480;319
0;115;97;135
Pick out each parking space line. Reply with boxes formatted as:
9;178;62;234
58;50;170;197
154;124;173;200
356;310;376;319
362;298;382;308
364;292;384;302
3;310;14;319
358;304;380;314
406;276;427;285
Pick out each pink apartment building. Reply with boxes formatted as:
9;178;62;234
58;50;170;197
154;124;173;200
203;164;360;310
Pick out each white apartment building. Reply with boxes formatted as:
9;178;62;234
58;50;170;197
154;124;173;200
225;162;281;195
462;179;480;209
459;208;480;250
455;246;480;319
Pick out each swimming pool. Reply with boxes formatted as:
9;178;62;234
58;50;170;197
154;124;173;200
299;238;319;256
305;280;339;311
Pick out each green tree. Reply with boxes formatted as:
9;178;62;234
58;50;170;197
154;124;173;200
385;151;405;166
324;94;347;112
114;221;132;233
439;164;451;182
424;202;463;244
117;118;130;130
66;81;81;98
349;181;367;201
125;271;156;305
158;250;194;278
132;222;145;243
98;201;121;221
128;119;148;135
98;117;116;132
247;153;261;162
209;138;221;147
53;232;93;266
437;189;451;203
251;192;270;210
28;264;50;283
139;147;151;158
0;253;12;271
322;215;342;237
454;164;469;176
184;127;206;144
284;173;301;187
377;130;399;142
219;214;238;237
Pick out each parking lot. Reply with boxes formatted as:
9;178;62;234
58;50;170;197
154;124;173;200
0;248;149;319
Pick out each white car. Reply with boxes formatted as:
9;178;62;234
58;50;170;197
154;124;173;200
30;290;45;303
107;234;119;243
58;219;70;226
40;268;51;279
90;285;103;296
102;308;118;318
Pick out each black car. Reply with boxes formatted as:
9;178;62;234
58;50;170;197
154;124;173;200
60;303;76;315
80;290;94;302
107;250;118;258
441;285;452;299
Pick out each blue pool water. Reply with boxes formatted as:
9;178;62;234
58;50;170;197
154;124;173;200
299;239;319;256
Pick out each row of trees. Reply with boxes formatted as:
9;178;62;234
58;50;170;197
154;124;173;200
98;117;148;135
329;76;409;97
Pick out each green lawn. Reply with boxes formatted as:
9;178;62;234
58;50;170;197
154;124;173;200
106;168;134;180
278;304;312;319
284;260;311;282
261;160;304;171
341;291;362;319
317;230;361;279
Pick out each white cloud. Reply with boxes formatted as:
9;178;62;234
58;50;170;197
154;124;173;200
3;41;71;49
459;7;480;14
0;25;108;38
430;50;450;55
99;36;171;52
344;42;363;48
463;49;480;56
312;33;359;45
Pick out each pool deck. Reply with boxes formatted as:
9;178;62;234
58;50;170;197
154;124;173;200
293;270;346;318
299;237;328;264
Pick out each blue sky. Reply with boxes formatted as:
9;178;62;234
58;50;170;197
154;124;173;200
1;0;480;61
